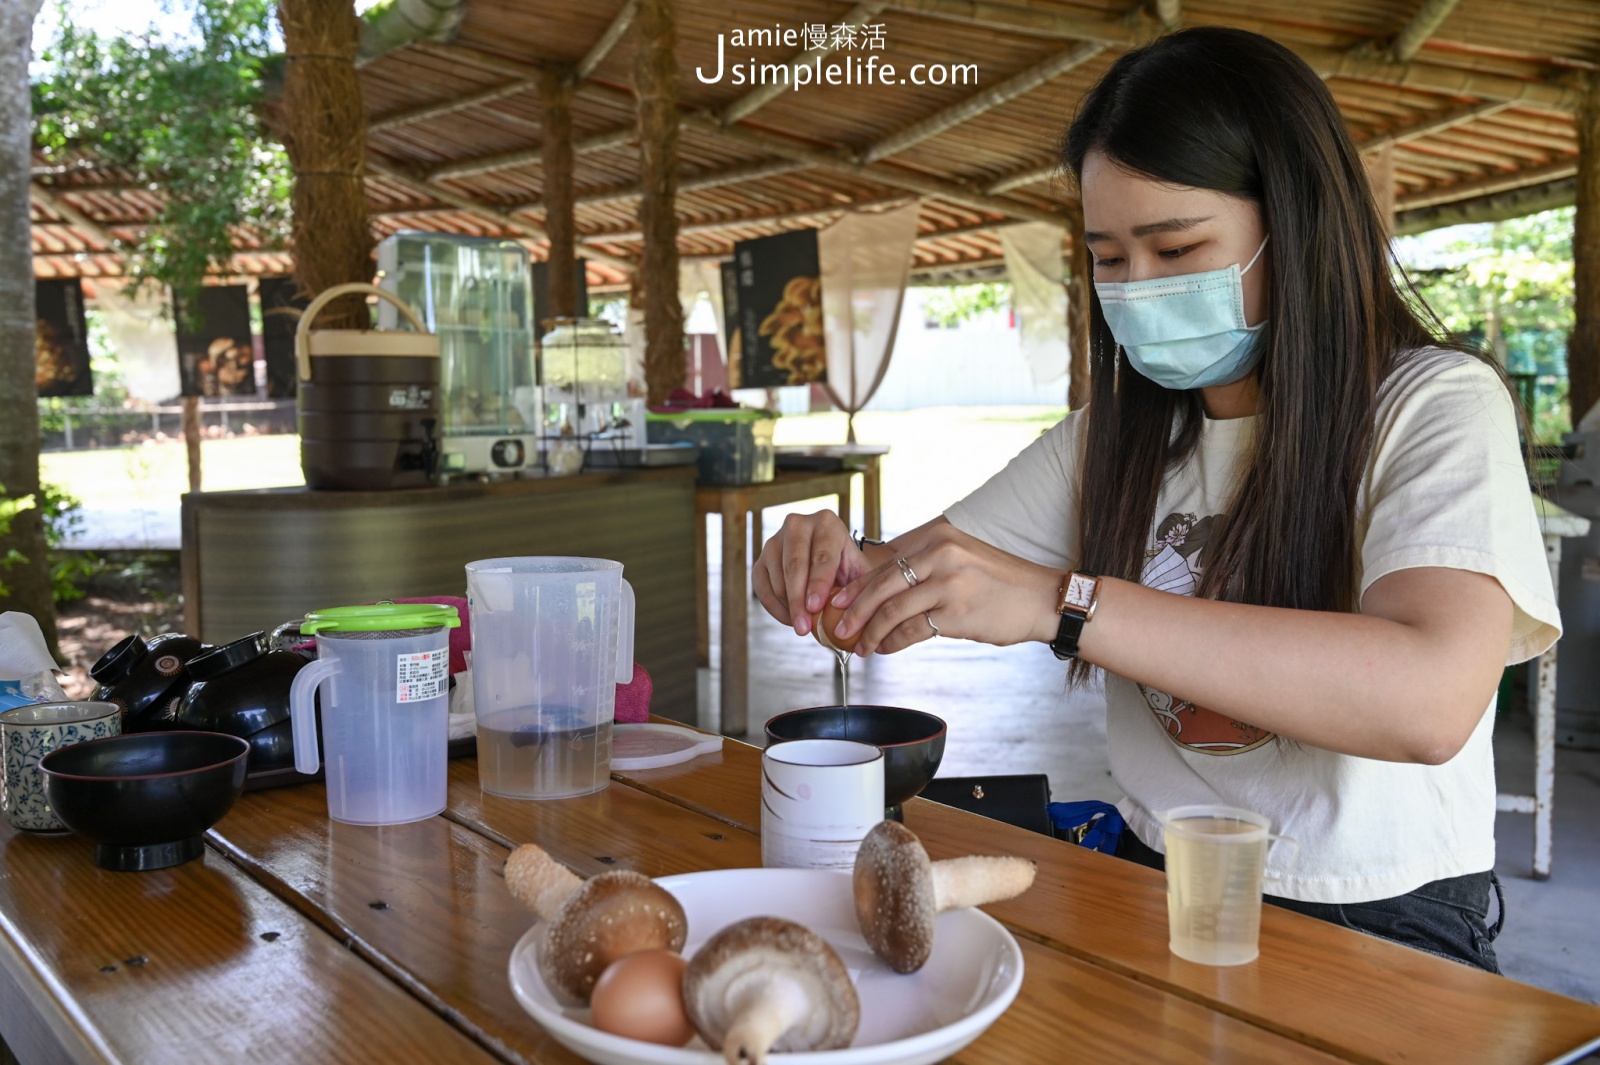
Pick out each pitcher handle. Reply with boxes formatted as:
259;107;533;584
616;578;636;683
290;658;338;776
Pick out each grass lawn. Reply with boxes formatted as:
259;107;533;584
38;406;1068;540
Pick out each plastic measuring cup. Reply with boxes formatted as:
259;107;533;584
288;602;460;826
464;557;635;800
1159;804;1297;965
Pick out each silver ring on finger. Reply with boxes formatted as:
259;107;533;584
896;557;920;588
925;612;941;637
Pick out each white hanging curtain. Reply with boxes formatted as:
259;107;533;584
678;259;727;347
817;201;921;442
89;280;182;402
998;221;1070;387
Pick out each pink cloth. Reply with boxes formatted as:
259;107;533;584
615;663;653;723
397;595;651;722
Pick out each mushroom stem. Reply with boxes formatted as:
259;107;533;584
930;854;1036;913
504;843;583;920
719;971;813;1065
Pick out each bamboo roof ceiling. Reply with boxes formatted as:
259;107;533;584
31;0;1599;290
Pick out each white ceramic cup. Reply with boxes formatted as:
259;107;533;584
761;738;885;871
0;701;122;832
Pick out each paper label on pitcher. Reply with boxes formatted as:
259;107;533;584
396;648;450;703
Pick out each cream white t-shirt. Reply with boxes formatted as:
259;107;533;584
943;347;1561;904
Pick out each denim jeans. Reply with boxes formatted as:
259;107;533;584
1114;829;1504;973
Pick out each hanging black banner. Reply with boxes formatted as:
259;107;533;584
35;278;93;398
258;276;308;398
731;228;827;388
173;284;256;398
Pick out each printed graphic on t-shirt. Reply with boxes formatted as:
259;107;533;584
1137;510;1275;755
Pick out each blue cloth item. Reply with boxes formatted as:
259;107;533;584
1048;799;1127;854
1093;234;1270;390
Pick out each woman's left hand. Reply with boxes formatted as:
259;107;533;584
826;522;1064;656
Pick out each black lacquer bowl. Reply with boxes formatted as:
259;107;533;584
39;732;250;871
765;705;947;820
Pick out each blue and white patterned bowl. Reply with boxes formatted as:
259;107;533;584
0;701;121;832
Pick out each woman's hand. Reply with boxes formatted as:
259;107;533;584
826;522;1063;656
752;511;872;637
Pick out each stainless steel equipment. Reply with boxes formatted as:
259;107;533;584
377;232;539;476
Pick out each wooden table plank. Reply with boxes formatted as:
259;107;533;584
614;735;1600;1065
0;821;502;1065
202;783;586;1065
438;761;1350;1064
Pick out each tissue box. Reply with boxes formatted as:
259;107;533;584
646;409;777;485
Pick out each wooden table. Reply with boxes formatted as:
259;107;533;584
775;445;891;540
694;470;859;735
2;734;1598;1065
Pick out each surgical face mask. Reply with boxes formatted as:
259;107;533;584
1093;234;1270;391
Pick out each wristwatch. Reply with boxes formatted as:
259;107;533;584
1049;570;1102;661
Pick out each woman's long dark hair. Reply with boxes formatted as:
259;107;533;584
1060;27;1475;685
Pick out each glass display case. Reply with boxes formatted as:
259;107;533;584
377;232;539;475
539;317;642;475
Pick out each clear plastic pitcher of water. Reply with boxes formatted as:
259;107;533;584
288;602;459;826
464;557;635;800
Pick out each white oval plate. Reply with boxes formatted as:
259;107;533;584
507;867;1025;1065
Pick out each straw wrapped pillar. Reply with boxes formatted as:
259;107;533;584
1573;76;1600;427
541;64;579;319
1064;202;1091;411
634;0;686;405
277;0;373;329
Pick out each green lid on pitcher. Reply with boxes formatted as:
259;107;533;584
301;602;460;634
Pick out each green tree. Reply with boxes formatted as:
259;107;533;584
1400;208;1575;441
2;0;53;641
31;0;291;314
920;282;1011;328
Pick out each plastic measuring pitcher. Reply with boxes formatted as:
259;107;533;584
288;602;460;825
464;557;635;800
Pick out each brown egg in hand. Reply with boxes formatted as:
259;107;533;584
813;600;860;654
589;949;695;1047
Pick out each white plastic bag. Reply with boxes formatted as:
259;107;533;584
0;612;66;711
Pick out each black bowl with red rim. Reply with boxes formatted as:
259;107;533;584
40;731;250;871
765;706;947;820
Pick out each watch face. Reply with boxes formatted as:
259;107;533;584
1064;572;1097;612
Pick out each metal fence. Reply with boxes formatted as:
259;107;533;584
38;399;298;451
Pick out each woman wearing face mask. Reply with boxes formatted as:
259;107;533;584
751;26;1560;973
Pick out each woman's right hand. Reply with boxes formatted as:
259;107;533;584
753;511;869;637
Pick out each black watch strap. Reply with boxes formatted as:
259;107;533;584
1050;611;1088;661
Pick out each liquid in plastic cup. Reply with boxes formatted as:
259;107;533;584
465;557;635;800
1159;804;1296;966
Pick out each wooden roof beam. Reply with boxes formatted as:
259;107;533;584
365;158;635;268
986;161;1063;195
1152;0;1180;31
579;193;916;244
1395;174;1574;235
880;0;1581;111
426;125;632;182
1395;157;1578;210
574;0;638;84
713;1;890;125
1377;0;1463;64
567;73;1069;226
369;79;539;135
859;41;1107;164
30;183;117;250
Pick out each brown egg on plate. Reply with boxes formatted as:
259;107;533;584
588;949;695;1047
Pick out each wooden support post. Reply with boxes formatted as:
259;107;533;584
278;0;373;327
182;396;202;493
1365;141;1396;239
541;64;578;319
634;0;686;405
1064;201;1092;411
1573;76;1600;428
